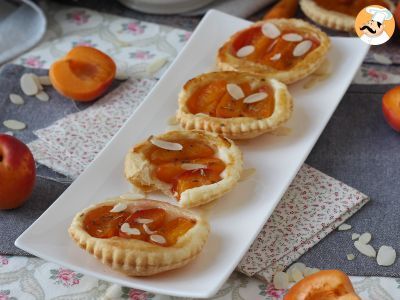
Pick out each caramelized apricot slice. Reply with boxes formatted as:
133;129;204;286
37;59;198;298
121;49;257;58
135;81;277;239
125;208;166;231
215;83;251;118
174;170;221;198
162;217;196;245
155;162;185;184
186;80;227;116
50;46;116;102
148;139;215;164
83;206;129;238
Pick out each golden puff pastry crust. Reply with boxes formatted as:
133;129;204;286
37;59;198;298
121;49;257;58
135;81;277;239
124;130;243;208
176;71;293;139
69;198;210;276
300;0;395;32
217;19;331;84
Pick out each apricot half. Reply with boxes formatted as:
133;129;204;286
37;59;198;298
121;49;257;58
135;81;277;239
50;46;116;102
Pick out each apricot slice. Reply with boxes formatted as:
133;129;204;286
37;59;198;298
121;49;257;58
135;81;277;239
49;46;116;102
162;217;196;245
83;206;129;238
126;208;166;231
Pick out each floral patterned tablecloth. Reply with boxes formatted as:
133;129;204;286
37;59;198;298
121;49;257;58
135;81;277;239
3;2;400;300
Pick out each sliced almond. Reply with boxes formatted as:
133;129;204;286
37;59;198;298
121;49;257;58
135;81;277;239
291;267;304;282
377;245;396;266
36;91;49;102
120;223;140;235
181;163;207;170
4;131;14;136
358;232;372;244
150;138;183;151
3;119;26;131
338;223;352;231
110;203;127;213
287;262;306;282
32;74;43;91
143;224;157;235
236;45;255;58
239;168;256;182
243;92;267;104
270;53;281;61
38;76;52;86
347;253;355;261
119;192;144;200
303;267;320;276
352;233;360;240
261;23;281;39
282;33;303;42
354;241;376;257
272;271;289;289
373;53;392;65
135;218;153;224
226;83;244;100
293;40;312;57
9;94;24;105
150;234;166;244
20;73;39;96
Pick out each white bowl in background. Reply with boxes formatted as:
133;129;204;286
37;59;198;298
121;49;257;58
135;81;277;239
118;0;215;14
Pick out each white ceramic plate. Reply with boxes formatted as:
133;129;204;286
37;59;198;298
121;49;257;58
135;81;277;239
16;10;369;299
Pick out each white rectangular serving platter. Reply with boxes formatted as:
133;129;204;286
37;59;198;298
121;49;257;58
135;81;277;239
16;10;369;298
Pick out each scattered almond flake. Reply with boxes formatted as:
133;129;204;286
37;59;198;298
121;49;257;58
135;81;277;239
243;92;267;104
293;40;312;57
119;192;144;200
261;22;281;39
135;218;153;224
3;119;26;131
115;70;129;80
20;73;39;96
236;45;255;58
181;163;207;170
226;83;244;100
270;53;281;61
272;271;289;289
377;245;396;266
373;53;392;65
352;233;361;240
338;223;352;231
38;75;52;86
146;57;168;76
150;138;183;151
354;240;376;257
358;232;372;244
36;91;49;102
239;168;256;182
303;267;320;277
167;116;178;125
270;126;292;136
110;203;127;213
9;94;24;105
282;33;303;42
31;74;43;91
287;262;306;282
120;223;140;235
291;267;304;282
4;131;14;136
150;234;166;244
143;224;157;235
347;253;355;261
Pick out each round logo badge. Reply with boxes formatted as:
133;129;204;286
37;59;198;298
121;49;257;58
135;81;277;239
355;5;395;46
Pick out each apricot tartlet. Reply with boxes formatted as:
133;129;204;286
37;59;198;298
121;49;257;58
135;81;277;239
300;0;395;32
217;19;330;84
69;198;209;276
176;71;293;139
124;130;242;208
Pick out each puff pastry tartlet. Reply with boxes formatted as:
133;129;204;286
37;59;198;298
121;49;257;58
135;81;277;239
124;130;243;208
177;71;293;139
69;198;209;276
300;0;395;32
217;19;330;84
